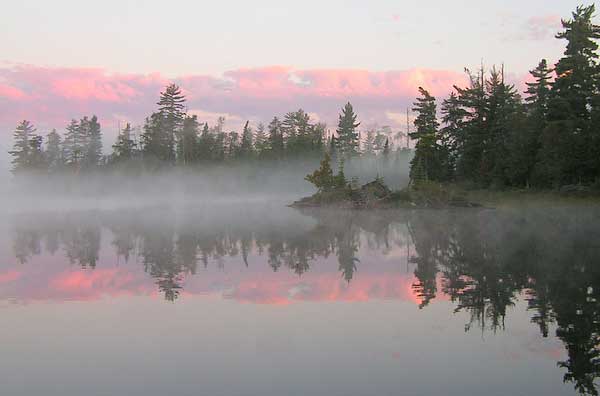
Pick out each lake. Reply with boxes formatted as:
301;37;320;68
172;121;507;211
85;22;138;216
0;202;598;396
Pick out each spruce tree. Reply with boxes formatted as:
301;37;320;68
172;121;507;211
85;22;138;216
178;115;199;165
141;113;163;163
157;84;186;163
440;92;466;179
63;119;84;169
112;123;137;162
305;152;335;192
335;102;361;157
523;60;552;186
45;129;63;172
83;115;102;169
197;123;214;162
27;134;46;171
266;117;284;160
9;120;36;174
484;66;523;187
409;87;442;184
454;67;487;182
239;121;254;159
254;122;267;157
541;5;600;185
363;130;376;156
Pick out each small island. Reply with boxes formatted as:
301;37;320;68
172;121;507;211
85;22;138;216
291;153;481;209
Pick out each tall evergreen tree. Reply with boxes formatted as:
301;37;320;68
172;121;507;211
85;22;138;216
266;117;284;160
540;5;600;185
178;115;199;165
112;123;137;163
239;121;254;159
63;119;85;169
363;129;376;156
440;92;466;179
454;67;488;182
83;115;103;169
409;87;442;184
157;83;186;163
523;60;552;186
254;122;268;157
141;112;166;164
45;129;63;172
197;122;214;162
335;102;361;157
484;66;523;186
9;120;36;174
27;134;46;171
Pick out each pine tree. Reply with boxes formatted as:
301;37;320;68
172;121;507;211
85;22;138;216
157;83;186;164
523;60;552;186
63;119;84;169
363;130;376;156
83;115;102;169
239;121;254;159
454;67;487;182
525;59;552;117
266;117;284;160
45;129;63;172
9;120;36;174
112;123;137;162
226;131;240;160
440;92;466;179
373;132;388;154
254;122;267;157
409;87;442;184
197;122;214;162
27;134;46;171
305;152;335;192
141;112;165;163
541;5;600;185
335;102;361;157
484;66;523;187
178;115;199;165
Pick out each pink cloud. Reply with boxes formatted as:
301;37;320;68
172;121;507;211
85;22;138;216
0;270;21;283
0;64;468;138
0;84;27;100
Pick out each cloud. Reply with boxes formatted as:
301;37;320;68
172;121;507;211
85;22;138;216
0;63;468;140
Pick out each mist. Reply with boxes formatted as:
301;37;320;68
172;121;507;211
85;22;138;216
0;155;411;214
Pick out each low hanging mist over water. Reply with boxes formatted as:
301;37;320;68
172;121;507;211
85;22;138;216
1;196;599;395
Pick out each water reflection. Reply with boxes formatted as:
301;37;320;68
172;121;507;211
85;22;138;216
4;204;600;394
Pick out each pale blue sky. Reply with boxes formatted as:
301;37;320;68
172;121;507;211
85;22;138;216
1;0;590;76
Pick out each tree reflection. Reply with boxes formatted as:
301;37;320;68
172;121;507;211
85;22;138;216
8;205;600;394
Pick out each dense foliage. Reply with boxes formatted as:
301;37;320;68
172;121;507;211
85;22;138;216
409;5;600;189
8;83;403;175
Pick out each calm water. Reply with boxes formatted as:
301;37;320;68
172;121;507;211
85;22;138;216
1;202;599;396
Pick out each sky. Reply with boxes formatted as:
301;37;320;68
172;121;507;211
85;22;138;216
0;0;592;143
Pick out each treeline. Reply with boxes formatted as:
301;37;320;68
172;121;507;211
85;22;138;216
8;85;403;175
409;5;600;189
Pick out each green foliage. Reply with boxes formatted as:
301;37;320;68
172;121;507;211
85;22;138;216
335;102;360;157
83;115;103;169
178;115;199;165
305;152;335;192
45;129;63;172
9;120;36;174
538;4;600;186
409;87;447;184
112;123;137;163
